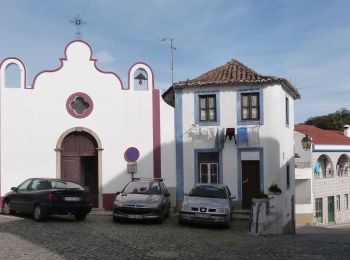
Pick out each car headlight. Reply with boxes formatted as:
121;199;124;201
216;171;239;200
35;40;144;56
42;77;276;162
114;200;124;207
182;204;191;211
147;202;161;208
216;208;229;213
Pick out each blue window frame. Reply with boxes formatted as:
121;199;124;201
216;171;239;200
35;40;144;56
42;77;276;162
237;88;264;125
194;149;223;184
194;91;220;126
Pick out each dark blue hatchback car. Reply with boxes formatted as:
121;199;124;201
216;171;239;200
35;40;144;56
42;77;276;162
2;178;93;221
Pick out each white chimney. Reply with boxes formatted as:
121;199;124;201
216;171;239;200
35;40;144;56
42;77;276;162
344;125;350;137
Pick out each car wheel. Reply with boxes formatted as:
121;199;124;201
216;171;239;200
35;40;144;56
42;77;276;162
157;209;164;224
113;215;120;223
164;206;170;218
75;213;87;221
33;204;46;222
178;216;186;225
2;201;15;215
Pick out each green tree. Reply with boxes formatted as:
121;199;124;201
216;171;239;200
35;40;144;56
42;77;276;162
304;108;350;130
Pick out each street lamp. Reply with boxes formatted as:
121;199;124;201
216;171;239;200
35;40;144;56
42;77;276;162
301;135;312;151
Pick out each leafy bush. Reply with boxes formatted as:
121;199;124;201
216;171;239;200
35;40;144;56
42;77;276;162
269;184;282;194
253;191;268;199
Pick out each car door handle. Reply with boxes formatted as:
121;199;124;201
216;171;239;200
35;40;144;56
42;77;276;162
243;178;249;183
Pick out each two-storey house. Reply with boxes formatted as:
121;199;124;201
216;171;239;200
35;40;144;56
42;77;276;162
163;59;300;233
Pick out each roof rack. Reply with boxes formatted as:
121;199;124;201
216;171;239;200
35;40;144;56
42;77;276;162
132;177;164;182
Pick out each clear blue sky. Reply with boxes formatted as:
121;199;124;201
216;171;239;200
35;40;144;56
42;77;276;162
1;0;349;123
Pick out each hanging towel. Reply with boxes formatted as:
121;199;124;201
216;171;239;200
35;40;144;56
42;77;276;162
215;128;220;151
215;128;225;151
314;161;321;175
225;128;236;143
248;126;260;146
207;128;215;139
237;127;248;145
219;128;225;149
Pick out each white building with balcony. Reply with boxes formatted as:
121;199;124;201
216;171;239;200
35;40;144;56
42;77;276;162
163;59;300;234
294;124;350;224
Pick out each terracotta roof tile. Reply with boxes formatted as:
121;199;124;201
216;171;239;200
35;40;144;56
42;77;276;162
295;124;350;145
173;59;300;99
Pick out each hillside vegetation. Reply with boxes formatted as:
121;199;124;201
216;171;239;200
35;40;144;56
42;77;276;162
304;108;350;130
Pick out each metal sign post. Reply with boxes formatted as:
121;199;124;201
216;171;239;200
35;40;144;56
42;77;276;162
127;162;137;179
124;147;140;179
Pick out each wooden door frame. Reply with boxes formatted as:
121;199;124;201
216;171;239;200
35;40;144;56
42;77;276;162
241;160;261;209
237;148;264;203
55;127;103;209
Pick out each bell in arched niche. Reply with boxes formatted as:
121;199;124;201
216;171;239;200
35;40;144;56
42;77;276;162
134;68;148;90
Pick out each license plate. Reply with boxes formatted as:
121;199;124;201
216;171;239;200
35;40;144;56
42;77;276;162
195;213;210;218
64;197;81;202
128;214;143;219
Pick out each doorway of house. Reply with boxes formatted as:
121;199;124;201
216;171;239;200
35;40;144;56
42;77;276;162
61;132;98;207
242;160;260;209
328;196;335;223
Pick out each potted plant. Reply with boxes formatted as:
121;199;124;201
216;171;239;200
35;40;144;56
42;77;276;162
268;184;282;195
252;191;269;215
253;191;269;199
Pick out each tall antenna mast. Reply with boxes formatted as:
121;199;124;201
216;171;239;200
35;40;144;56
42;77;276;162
160;37;177;86
70;14;87;40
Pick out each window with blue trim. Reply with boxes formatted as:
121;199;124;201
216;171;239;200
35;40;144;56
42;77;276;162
199;95;216;121
198;152;219;184
241;92;259;120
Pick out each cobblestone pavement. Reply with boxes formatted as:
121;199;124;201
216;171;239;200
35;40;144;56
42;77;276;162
0;213;349;260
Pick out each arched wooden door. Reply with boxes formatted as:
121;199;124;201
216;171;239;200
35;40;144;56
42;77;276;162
61;132;98;207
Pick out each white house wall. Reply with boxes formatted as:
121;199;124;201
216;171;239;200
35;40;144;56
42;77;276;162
178;84;295;233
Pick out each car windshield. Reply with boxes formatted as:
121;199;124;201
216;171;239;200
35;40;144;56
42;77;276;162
188;186;227;199
123;181;161;195
51;180;84;190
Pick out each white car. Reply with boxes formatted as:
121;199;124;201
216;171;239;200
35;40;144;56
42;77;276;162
179;184;234;228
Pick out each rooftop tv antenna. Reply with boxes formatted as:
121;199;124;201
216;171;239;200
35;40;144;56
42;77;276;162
70;14;86;40
160;37;177;86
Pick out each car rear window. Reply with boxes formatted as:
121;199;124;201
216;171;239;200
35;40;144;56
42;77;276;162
51;180;84;190
123;181;161;195
189;186;227;199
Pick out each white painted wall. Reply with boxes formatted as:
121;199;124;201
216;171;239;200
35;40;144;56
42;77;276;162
180;84;296;232
0;41;176;199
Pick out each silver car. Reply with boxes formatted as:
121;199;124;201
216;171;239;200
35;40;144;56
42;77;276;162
179;184;234;228
113;178;171;223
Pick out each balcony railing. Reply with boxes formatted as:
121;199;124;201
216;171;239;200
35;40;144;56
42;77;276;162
337;169;349;177
295;198;311;204
295;162;311;168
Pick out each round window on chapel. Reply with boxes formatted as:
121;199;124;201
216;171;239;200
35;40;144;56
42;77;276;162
66;92;94;119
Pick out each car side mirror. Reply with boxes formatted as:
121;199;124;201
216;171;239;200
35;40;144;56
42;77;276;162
230;196;236;200
116;191;121;196
11;187;18;192
164;192;170;197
